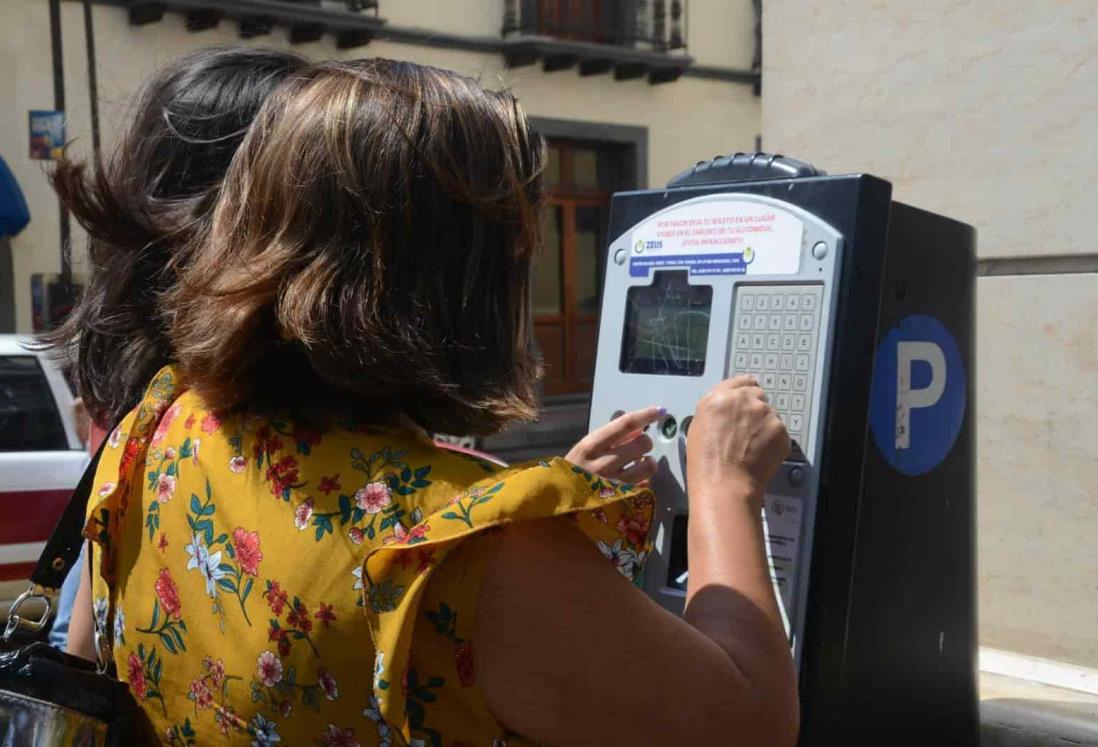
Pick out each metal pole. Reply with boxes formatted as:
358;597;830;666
48;0;71;285
83;0;101;163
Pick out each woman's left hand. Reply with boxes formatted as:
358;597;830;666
565;406;662;484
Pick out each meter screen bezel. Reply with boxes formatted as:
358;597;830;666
619;271;713;376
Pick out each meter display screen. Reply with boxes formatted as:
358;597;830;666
620;271;712;376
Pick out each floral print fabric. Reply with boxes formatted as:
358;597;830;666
86;367;655;746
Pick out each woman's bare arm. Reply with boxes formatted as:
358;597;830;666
475;377;798;747
66;542;97;661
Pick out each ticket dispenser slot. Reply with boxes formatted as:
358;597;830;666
588;154;977;743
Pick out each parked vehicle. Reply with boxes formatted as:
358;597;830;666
0;335;86;610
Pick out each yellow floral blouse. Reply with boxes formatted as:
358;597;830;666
85;367;655;747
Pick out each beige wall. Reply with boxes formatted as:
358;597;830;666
0;1;759;334
763;1;1098;667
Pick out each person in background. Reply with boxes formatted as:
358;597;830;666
42;47;310;651
46;397;100;649
67;58;797;745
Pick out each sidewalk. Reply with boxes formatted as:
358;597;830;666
981;650;1098;746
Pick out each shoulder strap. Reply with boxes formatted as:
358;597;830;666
31;435;110;591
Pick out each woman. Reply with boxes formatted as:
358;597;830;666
71;59;797;746
43;47;309;651
48;45;658;656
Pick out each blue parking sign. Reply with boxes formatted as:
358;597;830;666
868;314;966;476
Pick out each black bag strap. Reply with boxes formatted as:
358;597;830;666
30;435;110;591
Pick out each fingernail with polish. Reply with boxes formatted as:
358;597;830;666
657;406;667;416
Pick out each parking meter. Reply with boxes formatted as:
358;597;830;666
588;154;977;743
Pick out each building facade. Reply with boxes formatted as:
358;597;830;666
762;0;1098;672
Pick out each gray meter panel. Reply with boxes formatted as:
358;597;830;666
588;193;843;663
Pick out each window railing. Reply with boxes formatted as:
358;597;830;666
503;0;688;54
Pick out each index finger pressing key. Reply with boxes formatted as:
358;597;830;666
587;406;665;450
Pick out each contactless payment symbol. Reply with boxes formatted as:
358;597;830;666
742;246;755;264
869;314;966;476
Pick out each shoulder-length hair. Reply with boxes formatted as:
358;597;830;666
166;59;545;436
41;47;307;427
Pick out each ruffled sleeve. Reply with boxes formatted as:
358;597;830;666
83;366;182;584
361;457;655;738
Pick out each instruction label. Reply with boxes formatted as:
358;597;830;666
763;495;803;635
629;198;804;278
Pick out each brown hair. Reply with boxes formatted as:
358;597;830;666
166;59;545;436
39;47;307;427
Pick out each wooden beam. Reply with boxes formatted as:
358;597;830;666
613;63;647;81
505;51;539;68
648;66;683;84
185;9;220;31
578;59;612;76
239;16;274;38
335;28;374;49
289;23;324;44
542;54;577;73
128;2;165;25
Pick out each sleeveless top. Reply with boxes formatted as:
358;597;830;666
85;367;655;746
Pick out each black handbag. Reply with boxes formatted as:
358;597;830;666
0;441;157;745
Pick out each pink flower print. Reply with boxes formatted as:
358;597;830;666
294;498;314;531
354;482;391;514
404;523;429;544
229;456;247;473
201;412;222;434
108;427;122;448
154;568;182;619
317;667;339;701
164;447;176;461
151;402;182;446
318;725;359;747
256;650;283;687
98;482;116;498
231;528;263;576
189;677;213;710
214;706;235;736
204;657;226;688
278;700;292;717
156;473;176;502
348;527;364;545
184;414;196;430
315;602;337;627
127;652;147;700
192;438;201;464
265;581;289;616
617;513;651;547
384;522;408;545
599;485;616;499
318;475;340;496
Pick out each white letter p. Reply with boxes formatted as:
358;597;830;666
895;341;946;450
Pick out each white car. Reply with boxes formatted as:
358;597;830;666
0;335;87;607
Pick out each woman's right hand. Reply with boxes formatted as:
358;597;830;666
686;375;791;505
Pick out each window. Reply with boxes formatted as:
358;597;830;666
0;356;68;451
533;140;625;395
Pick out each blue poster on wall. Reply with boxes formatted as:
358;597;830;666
29;110;65;160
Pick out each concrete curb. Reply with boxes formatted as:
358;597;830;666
982;698;1098;746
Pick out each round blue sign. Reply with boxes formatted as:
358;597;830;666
868;314;966;476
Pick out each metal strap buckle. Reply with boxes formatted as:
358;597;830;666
3;584;54;640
